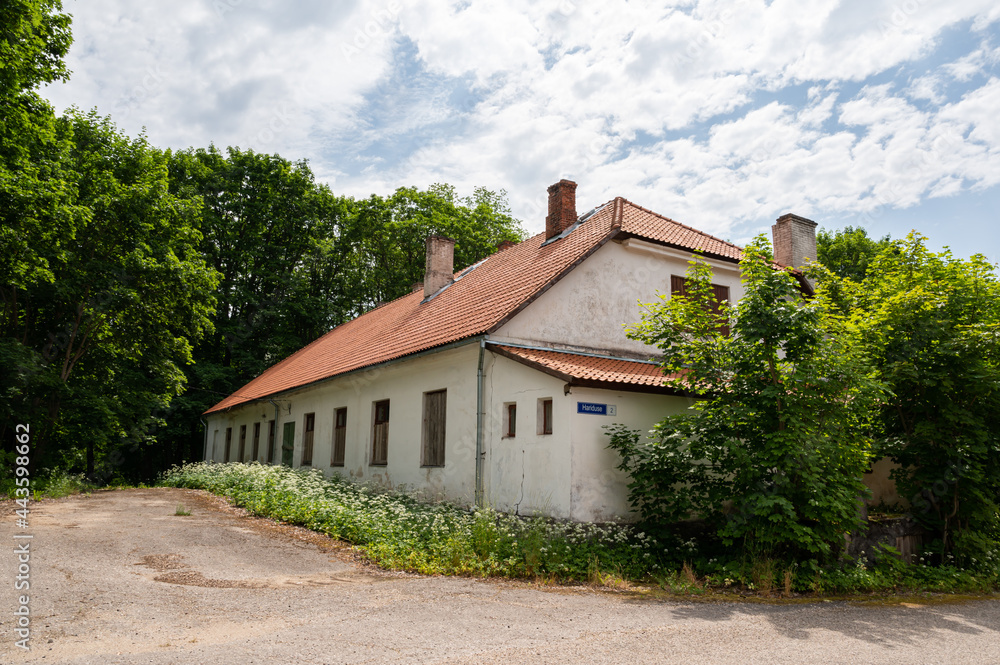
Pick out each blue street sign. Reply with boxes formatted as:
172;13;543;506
577;402;616;416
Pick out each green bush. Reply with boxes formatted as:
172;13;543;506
158;462;999;594
1;468;95;499
611;236;883;562
160;462;652;581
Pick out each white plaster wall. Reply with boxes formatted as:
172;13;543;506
204;342;481;505
493;239;744;356
567;385;692;522
482;352;693;522
482;354;573;518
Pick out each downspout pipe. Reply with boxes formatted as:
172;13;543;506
475;335;488;507
200;417;208;462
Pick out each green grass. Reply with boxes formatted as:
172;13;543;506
694;553;999;597
158;462;1000;595
1;470;98;499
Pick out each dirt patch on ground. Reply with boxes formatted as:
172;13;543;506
136;553;189;572
151;570;267;589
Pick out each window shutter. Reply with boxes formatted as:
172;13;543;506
422;390;446;466
332;408;347;467
712;284;731;336
671;275;687;296
267;420;275;464
302;413;315;466
372;400;389;465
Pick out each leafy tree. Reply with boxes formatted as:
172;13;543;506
1;112;218;473
843;233;1000;561
0;0;75;465
344;184;524;311
0;0;75;286
608;237;882;562
0;0;72;97
167;146;350;379
816;226;892;282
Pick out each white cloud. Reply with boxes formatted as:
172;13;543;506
41;0;1000;247
46;0;396;156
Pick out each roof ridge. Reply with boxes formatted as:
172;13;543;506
619;198;744;254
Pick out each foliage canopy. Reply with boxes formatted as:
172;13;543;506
608;236;883;562
831;233;1000;561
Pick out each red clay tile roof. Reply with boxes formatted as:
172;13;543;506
490;345;678;392
205;198;740;413
618;200;744;261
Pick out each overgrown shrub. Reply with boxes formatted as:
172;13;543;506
839;233;1000;560
609;236;883;563
160;462;653;581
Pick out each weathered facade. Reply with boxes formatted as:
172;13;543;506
204;180;815;521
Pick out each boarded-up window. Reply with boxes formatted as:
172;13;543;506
422;390;447;467
539;398;553;435
671;275;731;336
504;403;516;438
252;422;260;461
332;407;347;467
372;400;389;465
267;420;275;464
224;427;232;462
302;413;315;466
238;425;247;462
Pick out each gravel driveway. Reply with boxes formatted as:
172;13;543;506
2;488;999;664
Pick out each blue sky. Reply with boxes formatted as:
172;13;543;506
44;0;1000;263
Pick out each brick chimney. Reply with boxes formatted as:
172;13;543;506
772;213;818;270
423;235;455;299
545;179;578;240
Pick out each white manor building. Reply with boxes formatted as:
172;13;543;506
203;180;818;522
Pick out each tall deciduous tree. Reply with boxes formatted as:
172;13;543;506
344;184;524;312
1;111;219;473
608;237;882;561
845;233;1000;561
0;0;75;316
816;226;892;282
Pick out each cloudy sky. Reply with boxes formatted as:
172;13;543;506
44;0;1000;261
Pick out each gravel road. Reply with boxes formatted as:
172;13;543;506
1;488;998;664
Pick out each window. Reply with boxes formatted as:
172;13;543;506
538;398;553;435
302;413;315;466
671;275;731;336
238;425;247;462
504;402;517;438
252;422;261;462
267;419;276;464
332;407;347;467
224;427;232;462
372;400;389;465
212;430;219;461
422;390;447;467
